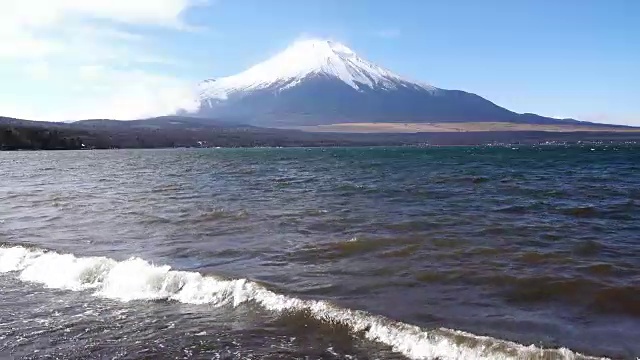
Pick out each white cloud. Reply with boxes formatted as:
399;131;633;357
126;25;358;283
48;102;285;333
74;68;200;119
78;64;107;80
0;0;206;59
70;25;146;42
0;103;42;121
0;0;203;29
24;61;50;80
98;78;201;120
0;29;62;59
0;0;207;120
0;68;200;121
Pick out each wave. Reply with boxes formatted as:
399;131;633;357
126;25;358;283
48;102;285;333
0;246;606;360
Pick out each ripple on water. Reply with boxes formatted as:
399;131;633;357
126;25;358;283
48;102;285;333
572;239;605;257
517;251;572;265
496;275;640;317
561;206;599;218
2;146;640;358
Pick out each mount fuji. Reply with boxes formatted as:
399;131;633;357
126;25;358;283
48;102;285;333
193;39;581;127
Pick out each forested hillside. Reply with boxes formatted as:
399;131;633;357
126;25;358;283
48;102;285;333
1;125;84;150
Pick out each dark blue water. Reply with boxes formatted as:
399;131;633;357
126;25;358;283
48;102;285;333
1;146;638;359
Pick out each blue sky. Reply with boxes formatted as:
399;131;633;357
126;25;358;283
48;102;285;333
1;0;638;124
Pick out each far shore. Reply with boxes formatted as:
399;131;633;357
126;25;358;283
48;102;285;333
292;122;640;133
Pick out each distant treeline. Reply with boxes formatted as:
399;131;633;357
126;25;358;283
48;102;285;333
1;116;639;150
1;126;84;150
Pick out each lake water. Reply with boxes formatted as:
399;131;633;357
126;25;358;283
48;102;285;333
1;146;638;359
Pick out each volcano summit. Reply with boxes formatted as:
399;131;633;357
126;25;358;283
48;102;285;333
195;39;585;128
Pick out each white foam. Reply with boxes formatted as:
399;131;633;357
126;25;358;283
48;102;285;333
0;246;606;360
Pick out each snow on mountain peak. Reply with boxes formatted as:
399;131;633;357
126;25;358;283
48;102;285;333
199;39;435;100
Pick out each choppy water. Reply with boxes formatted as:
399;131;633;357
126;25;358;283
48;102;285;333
1;146;639;359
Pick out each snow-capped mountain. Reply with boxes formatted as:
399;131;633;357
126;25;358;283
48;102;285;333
194;39;579;127
199;39;436;100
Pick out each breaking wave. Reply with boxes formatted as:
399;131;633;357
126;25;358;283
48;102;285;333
0;246;606;360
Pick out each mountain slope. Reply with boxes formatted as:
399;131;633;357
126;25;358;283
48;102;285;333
194;39;583;127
